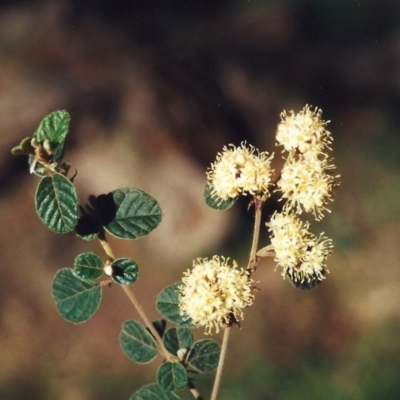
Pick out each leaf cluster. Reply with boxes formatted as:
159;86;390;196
11;111;220;399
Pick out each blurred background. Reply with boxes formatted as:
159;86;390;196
1;0;400;399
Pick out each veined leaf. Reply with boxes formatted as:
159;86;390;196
35;173;79;233
52;268;102;323
105;188;162;239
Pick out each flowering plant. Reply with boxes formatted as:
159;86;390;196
11;105;339;399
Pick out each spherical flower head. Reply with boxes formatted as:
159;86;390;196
267;211;333;283
178;256;255;333
276;153;338;220
207;143;274;201
267;211;310;269
276;105;332;155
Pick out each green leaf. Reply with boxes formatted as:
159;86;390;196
35;110;70;143
73;252;104;282
156;283;194;328
187;339;220;373
163;328;194;356
52;268;102;323
11;137;35;156
104;188;162;239
157;362;187;392
35;173;79;233
110;258;138;285
130;383;179;400
120;320;158;364
204;180;237;210
34;110;70;162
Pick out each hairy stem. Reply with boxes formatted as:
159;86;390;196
98;234;174;361
99;232;204;397
211;198;264;399
188;379;204;400
121;285;175;362
247;198;263;273
210;325;231;400
98;232;115;261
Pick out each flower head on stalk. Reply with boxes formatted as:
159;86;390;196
178;256;255;334
274;105;340;220
276;105;332;155
267;211;333;284
207;143;274;202
276;153;338;220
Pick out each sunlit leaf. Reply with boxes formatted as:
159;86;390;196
156;283;194;328
34;110;70;162
52;268;102;323
163;328;194;356
187;339;220;373
35;173;79;233
110;258;138;285
105;188;162;239
130;383;179;400
157;362;187;392
120;320;158;364
73;252;104;282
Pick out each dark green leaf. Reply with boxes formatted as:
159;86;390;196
130;383;179;400
163;328;194;356
120;320;158;364
52;268;102;323
74;252;104;282
157;362;187;392
187;340;220;373
34;110;70;163
204;180;237;210
156;283;194;328
104;188;162;239
35;110;70;144
110;258;138;285
35;173;79;233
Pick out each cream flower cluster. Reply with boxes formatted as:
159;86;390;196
276;105;339;220
278;153;336;220
183;105;339;334
178;256;254;333
276;105;332;154
207;143;274;201
267;212;333;284
269;105;338;282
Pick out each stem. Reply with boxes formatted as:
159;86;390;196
247;199;263;273
98;232;202;397
98;234;175;361
188;379;204;400
210;197;264;399
121;285;175;362
211;325;231;400
99;232;115;261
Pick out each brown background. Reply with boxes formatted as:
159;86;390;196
1;1;400;399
